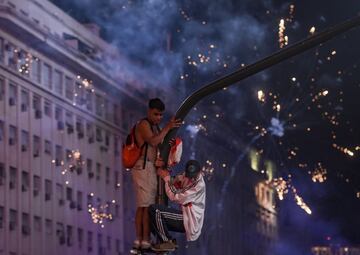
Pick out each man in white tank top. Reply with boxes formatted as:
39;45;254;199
131;98;181;250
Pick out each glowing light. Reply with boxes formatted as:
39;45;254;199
278;19;288;48
257;90;265;102
309;26;316;35
294;194;312;214
311;163;327;183
88;204;113;226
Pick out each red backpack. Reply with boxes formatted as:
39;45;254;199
122;119;158;169
122;124;144;169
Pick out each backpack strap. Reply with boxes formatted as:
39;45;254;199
141;118;154;169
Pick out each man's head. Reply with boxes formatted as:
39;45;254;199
147;98;165;125
185;160;201;179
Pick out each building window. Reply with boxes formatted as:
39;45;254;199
106;167;110;184
56;222;65;245
0;120;3;142
85;89;93;111
56;183;64;206
86;122;95;143
21;213;30;236
113;104;120;125
65;77;74;101
96;127;103;142
114;171;120;189
96;163;101;181
33;94;42;119
21;130;29;152
9;125;17;146
0;206;4;229
21;90;29;112
0;78;4;101
114;135;120;156
21;171;29;192
9;166;17;190
6;43;17;70
54;70;63;95
87;194;93;207
9;209;17;231
77;191;83;211
65;111;74;134
9;83;17;106
0;37;4;63
55;106;64;130
33;175;41;197
44;100;52;117
33;135;40;158
98;233;103;253
78;228;83;249
31;57;41;83
18;50;30;77
45;219;53;235
45;179;52;201
107;236;111;251
42;63;51;89
87;231;93;253
66;187;76;209
87;159;94;179
55;145;63;166
0;163;4;186
34;216;41;232
95;94;103;117
67;225;73;246
75;82;85;106
76;117;84;139
44;140;52;155
104;99;111;121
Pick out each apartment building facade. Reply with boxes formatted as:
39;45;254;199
0;0;147;254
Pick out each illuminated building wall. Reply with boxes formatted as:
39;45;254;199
0;0;146;254
311;245;360;255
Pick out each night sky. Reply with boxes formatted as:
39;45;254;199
51;0;360;252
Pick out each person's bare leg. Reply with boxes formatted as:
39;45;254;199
135;207;144;241
143;207;150;241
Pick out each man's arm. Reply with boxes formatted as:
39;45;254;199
157;168;198;205
138;118;181;147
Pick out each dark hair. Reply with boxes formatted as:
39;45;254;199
185;160;201;178
148;98;165;111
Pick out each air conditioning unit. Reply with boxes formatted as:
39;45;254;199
77;204;82;211
9;222;15;231
22;184;28;192
21;103;27;112
45;193;51;201
33;189;39;197
59;236;66;245
88;172;94;179
57;121;65;130
22;225;30;235
76;167;82;175
55;159;61;166
88;137;94;144
59;199;65;206
9;97;15;106
78;132;84;139
9;138;15;145
67;125;74;134
100;146;108;152
21;144;27;152
9;181;15;189
33;151;39;158
69;201;76;209
35;110;42;119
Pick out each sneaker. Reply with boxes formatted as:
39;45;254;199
133;239;140;249
171;239;179;249
140;240;151;250
152;241;176;252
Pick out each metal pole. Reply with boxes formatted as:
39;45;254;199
156;15;360;204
